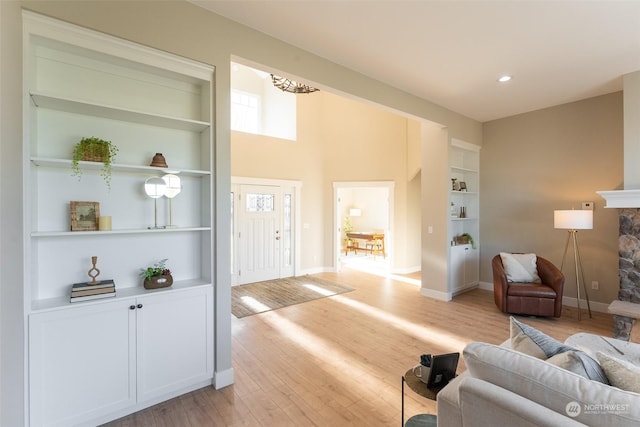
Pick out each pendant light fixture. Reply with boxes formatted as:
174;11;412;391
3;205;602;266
271;74;319;94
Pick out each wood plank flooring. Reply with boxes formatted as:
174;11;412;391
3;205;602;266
103;269;613;426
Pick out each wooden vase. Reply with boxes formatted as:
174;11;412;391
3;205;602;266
144;274;173;289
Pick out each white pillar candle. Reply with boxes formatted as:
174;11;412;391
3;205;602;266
98;216;112;231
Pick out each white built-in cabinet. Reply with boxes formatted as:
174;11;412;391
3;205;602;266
449;244;479;293
448;139;480;296
23;11;215;426
29;286;213;427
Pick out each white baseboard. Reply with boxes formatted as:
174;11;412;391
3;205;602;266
420;287;452;301
299;266;334;276
214;368;234;389
478;281;493;291
561;296;609;314
391;265;421;275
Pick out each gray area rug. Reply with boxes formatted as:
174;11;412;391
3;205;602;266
232;275;354;318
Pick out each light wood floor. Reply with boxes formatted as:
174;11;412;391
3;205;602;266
103;269;613;426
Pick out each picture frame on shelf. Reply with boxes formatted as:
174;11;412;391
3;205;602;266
458;181;467;191
70;201;100;231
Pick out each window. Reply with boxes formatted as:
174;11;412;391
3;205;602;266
245;193;274;212
231;62;297;141
231;90;259;134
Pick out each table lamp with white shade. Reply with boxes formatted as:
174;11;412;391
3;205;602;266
554;209;593;320
162;174;182;228
144;177;167;229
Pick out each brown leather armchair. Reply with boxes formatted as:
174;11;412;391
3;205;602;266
493;254;565;317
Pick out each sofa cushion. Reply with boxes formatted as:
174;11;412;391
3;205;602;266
500;252;541;283
510;316;608;383
464;342;640;426
596;352;640;393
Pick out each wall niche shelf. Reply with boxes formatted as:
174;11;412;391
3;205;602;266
31;227;211;238
30;91;210;132
31;157;211;177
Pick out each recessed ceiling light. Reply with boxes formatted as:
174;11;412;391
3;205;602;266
497;75;512;83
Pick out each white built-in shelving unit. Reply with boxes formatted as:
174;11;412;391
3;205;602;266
448;139;480;296
23;11;216;426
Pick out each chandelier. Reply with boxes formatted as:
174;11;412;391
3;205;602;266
270;74;319;94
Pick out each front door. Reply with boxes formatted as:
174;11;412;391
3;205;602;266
236;184;294;284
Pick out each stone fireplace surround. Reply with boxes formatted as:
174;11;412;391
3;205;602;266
615;208;640;339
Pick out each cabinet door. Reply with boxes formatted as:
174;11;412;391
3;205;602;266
450;245;467;292
136;286;213;402
463;245;479;286
29;300;136;427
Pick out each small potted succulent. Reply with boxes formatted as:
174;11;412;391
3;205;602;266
140;258;173;289
72;136;119;189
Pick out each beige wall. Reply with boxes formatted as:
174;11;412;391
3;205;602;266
231;91;422;271
421;122;451;295
407;120;422;181
481;92;623;305
2;1;481;424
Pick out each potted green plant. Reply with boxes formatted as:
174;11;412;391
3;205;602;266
72;136;119;189
455;232;476;249
140;258;173;289
344;215;355;248
344;216;353;236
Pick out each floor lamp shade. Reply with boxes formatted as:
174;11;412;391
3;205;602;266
554;210;593;230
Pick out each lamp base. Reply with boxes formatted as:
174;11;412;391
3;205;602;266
560;230;592;320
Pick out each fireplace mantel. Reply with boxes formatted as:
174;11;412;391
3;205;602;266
597;190;640;208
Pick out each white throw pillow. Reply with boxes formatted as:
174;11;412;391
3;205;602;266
500;252;541;283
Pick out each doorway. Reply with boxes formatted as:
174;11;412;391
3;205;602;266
231;177;301;285
334;181;394;275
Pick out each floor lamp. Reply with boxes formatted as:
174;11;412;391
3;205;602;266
554;209;593;320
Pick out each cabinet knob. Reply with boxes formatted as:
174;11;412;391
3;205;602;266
137;304;143;309
129;305;136;310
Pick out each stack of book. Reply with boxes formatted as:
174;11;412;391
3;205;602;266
70;279;116;303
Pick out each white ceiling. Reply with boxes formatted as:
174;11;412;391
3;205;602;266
193;1;640;123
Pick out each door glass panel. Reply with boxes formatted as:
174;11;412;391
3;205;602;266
282;193;292;267
230;192;235;271
246;193;274;212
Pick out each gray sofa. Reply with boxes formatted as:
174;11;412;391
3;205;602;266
437;333;640;427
